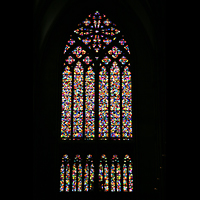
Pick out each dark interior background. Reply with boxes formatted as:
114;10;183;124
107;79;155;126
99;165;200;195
33;0;166;199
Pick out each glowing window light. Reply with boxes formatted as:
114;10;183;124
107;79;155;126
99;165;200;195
122;66;132;140
110;62;120;139
102;56;111;65
111;155;121;192
124;45;131;54
103;38;112;45
119;56;128;65
104;19;112;26
83;56;92;65
60;155;70;192
73;62;83;139
72;46;86;58
108;46;122;59
84;163;89;191
99;154;109;192
64;45;70;54
85;67;95;140
72;155;82;192
82;38;91;45
60;164;65;192
123;155;133;192
119;39;127;46
68;39;76;45
111;164;115;192
84;155;94;191
61;66;72;140
99;67;109;139
83;19;91;26
65;56;75;65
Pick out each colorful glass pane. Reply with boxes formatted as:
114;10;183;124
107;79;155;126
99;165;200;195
123;164;128;192
110;62;120;139
111;164;115;192
119;56;128;65
72;46;86;58
122;66;132;139
85;67;95;140
119;39;127;46
61;66;72;140
102;56;111;65
124;45;130;54
60;164;65;192
103;38;112;45
72;165;77;191
68;39;76;45
78;163;82;192
83;19;91;26
104;19;112;26
65;163;70;192
104;163;109;192
73;62;83;139
116;163;121;192
84;163;89;191
65;56;75;65
82;38;91;45
99;162;103;190
108;46;122;59
99;155;109;191
123;155;133;192
84;155;94;191
99;67;109;139
90;163;95;190
83;56;92;65
129;163;133;192
72;155;82;192
64;45;70;54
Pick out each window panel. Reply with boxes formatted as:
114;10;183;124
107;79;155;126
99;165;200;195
110;63;120;139
85;67;95;140
99;67;109;139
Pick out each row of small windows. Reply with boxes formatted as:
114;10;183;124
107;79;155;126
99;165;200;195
60;154;133;192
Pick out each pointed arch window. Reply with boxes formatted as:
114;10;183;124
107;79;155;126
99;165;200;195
99;154;109;192
60;10;134;194
61;11;132;140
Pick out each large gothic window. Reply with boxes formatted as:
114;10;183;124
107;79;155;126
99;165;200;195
61;11;132;141
60;11;133;193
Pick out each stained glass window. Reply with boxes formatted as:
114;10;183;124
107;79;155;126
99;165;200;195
60;10;134;193
84;154;95;191
110;62;120;139
99;67;109;139
60;155;70;192
123;155;133;192
85;67;95;140
73;62;84;139
111;155;121;192
72;155;82;192
61;10;132;141
99;154;109;192
122;66;132;140
61;67;72;140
